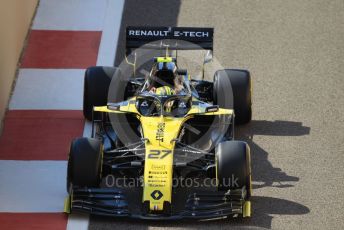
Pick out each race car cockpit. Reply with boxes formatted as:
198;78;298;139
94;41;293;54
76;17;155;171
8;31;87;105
137;57;192;117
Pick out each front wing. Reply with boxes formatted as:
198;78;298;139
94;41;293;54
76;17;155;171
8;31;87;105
65;187;251;220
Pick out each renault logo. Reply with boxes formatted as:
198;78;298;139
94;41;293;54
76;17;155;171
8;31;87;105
151;190;163;200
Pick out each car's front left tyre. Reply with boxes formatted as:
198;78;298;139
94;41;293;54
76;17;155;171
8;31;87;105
213;69;252;125
215;140;252;199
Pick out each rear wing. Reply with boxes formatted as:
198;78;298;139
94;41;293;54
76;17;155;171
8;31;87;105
126;26;213;52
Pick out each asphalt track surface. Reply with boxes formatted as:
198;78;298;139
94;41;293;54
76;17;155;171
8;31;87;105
90;0;344;229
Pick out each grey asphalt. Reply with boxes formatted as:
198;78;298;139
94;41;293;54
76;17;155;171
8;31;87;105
89;0;344;229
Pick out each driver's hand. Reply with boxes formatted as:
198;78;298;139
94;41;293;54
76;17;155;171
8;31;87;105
149;87;156;93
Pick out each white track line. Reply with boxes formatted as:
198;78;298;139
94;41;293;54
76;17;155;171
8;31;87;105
67;1;125;229
33;0;107;31
9;69;84;110
96;0;125;66
0;160;67;212
65;121;92;230
82;121;93;138
0;0;123;229
66;213;90;230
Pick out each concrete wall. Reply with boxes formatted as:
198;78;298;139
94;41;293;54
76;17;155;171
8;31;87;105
0;0;38;130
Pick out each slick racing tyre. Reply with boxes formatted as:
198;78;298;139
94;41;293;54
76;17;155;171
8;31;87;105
213;69;252;124
67;137;102;192
83;66;119;120
215;141;252;198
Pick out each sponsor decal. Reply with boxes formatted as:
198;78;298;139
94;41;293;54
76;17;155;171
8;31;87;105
155;123;165;142
151;190;163;200
128;29;170;37
127;27;212;39
151;164;166;170
173;30;209;38
179;101;187;108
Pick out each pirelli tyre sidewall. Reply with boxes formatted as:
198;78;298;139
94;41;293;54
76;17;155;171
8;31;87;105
67;137;102;192
216;141;251;198
83;66;119;120
213;69;252;125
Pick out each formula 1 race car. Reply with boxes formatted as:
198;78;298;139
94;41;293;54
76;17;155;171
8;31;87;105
64;27;252;220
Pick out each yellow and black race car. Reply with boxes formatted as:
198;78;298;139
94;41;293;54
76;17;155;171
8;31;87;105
64;27;252;220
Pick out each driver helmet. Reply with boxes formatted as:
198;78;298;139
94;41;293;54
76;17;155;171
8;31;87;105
149;58;177;95
156;86;175;95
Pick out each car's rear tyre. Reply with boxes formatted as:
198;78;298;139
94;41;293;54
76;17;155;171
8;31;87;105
67;138;102;193
83;66;119;120
216;141;251;198
213;69;252;124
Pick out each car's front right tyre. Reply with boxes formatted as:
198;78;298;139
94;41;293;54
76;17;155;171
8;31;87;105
67;137;102;193
83;66;118;120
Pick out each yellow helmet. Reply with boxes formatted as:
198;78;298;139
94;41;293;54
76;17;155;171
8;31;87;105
149;59;177;88
155;86;175;95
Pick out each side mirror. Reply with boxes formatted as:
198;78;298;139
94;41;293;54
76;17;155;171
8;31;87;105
176;69;187;76
203;50;213;64
125;51;137;77
202;50;213;80
107;102;121;111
